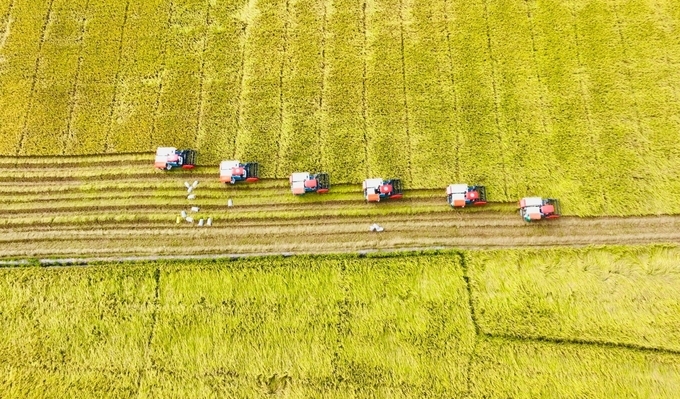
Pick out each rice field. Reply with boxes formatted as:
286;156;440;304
1;0;680;215
1;246;679;397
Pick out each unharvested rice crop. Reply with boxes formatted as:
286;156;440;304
1;0;680;215
1;246;679;397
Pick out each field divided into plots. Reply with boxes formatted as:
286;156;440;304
1;246;679;397
1;0;680;216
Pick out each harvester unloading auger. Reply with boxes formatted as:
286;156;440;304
220;160;259;184
363;178;403;202
155;147;197;170
446;184;487;207
519;197;561;221
290;172;330;195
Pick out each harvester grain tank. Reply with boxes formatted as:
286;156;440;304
220;160;259;184
155;147;196;170
363;178;403;202
446;184;487;207
518;197;561;221
289;172;330;195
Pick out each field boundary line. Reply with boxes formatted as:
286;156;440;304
361;0;369;177
568;2;608;212
486;332;680;357
16;0;56;157
62;0;91;155
275;0;291;178
150;2;175;149
481;0;509;198
442;0;461;181
233;0;253;159
135;267;161;397
103;0;131;153
397;0;412;184
316;0;328;172
194;0;212;147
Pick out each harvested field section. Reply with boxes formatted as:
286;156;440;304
468;245;680;351
1;154;680;259
469;337;680;398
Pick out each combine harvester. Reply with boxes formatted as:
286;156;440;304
154;147;197;170
363;178;403;202
290;172;330;195
519;197;561;222
446;184;487;208
220;160;259;184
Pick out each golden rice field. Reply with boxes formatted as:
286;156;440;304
2;0;680;397
1;0;680;215
1;246;679;397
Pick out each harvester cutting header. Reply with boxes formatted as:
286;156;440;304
290;172;330;195
155;147;196;170
363;178;403;202
220;160;259;184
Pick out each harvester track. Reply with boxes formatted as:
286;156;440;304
1;154;678;260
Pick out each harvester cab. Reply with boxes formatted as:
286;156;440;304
363;178;403;202
446;184;487;208
220;160;259;184
155;147;196;170
519;197;561;222
290;172;330;195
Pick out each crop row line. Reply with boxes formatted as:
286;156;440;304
62;0;91;155
361;0;369;176
136;267;161;396
481;0;508;197
233;0;252;159
441;0;460;182
568;2;608;212
149;2;175;149
194;0;212;146
522;0;551;143
0;0;15;52
104;0;131;153
485;332;680;357
16;0;55;157
317;0;328;172
274;0;291;178
397;0;412;183
610;2;646;147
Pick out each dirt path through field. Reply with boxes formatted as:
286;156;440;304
1;153;678;260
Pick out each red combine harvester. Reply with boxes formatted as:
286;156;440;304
154;147;196;170
220;160;259;184
290;172;330;195
519;197;561;222
446;184;487;208
363;178;403;202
